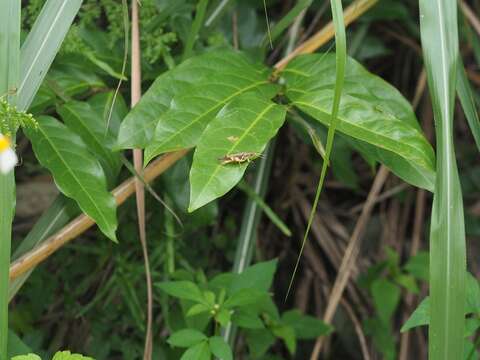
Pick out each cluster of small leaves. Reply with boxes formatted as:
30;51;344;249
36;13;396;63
158;260;332;359
0;97;38;137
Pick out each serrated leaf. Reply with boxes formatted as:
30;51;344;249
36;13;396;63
180;341;210;360
25;116;117;241
168;329;207;348
57;101;121;184
188;94;286;211
142;52;278;163
282;54;436;191
209;336;233;360
118;50;275;150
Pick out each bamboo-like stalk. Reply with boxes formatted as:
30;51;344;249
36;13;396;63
9;150;188;280
130;1;153;359
8;0;378;289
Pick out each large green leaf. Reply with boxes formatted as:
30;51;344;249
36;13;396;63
142;52;278;163
282;53;436;191
25;116;117;241
57;101;121;184
419;0;466;358
188;94;286;211
117;50;274;150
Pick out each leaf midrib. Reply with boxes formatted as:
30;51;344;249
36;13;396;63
190;103;276;209
151;80;270;154
295;100;434;170
62;105;116;169
37;123;112;233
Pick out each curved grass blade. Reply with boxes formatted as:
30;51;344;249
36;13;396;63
456;59;480;152
283;53;436;191
237;180;291;237
9;196;77;301
262;0;313;47
17;0;83;111
419;0;466;358
182;0;209;61
0;0;20;357
286;0;347;300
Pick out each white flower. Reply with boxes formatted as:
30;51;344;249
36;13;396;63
0;134;18;174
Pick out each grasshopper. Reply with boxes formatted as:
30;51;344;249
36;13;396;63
218;151;262;165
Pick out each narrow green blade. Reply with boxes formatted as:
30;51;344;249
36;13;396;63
419;0;466;358
17;0;83;111
456;59;480;152
0;0;20;357
287;0;347;298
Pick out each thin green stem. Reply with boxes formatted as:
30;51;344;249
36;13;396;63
0;0;20;357
182;0;209;61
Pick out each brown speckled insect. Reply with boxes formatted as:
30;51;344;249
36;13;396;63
218;152;262;165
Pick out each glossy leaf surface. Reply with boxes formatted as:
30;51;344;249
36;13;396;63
143;52;278;163
58;101;121;184
25;116;117;241
282;53;436;191
189;94;286;211
118;50;275;150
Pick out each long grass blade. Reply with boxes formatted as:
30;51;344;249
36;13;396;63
8;196;76;301
286;0;347;300
182;0;209;61
0;0;20;357
418;0;466;358
262;0;313;47
456;59;480;152
17;0;82;111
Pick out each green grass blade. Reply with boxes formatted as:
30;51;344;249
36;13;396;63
286;0;347;299
0;0;20;357
205;0;233;27
456;59;480;152
237;180;291;237
418;0;466;358
8;196;76;301
17;0;83;111
262;0;313;47
182;0;209;61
